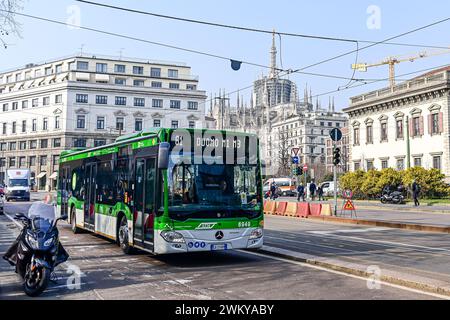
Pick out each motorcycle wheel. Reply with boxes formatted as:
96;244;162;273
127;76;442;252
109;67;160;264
381;197;387;204
23;265;51;297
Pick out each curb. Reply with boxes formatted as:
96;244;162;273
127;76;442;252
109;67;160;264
356;205;450;215
259;245;450;298
306;215;450;234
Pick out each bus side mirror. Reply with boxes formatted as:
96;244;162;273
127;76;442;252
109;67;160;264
158;142;170;170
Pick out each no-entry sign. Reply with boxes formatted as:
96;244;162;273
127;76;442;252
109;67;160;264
303;164;308;171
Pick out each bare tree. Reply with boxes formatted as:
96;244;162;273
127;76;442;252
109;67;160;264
276;129;291;177
0;0;23;48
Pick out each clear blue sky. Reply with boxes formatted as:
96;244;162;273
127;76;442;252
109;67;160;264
1;0;449;111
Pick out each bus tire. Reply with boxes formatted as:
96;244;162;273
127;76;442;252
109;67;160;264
71;206;80;234
118;215;133;255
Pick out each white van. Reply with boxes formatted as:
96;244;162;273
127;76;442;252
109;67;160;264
264;178;297;197
5;169;31;202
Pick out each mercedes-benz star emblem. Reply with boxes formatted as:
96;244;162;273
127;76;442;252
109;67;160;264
215;231;224;240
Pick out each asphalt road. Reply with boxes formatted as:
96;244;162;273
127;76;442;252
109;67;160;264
0;201;439;300
264;214;450;289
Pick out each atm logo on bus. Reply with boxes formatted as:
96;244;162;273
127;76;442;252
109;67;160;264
196;223;217;230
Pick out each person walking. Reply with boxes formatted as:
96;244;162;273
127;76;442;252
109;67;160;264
309;181;317;201
297;184;305;202
270;181;278;200
412;180;421;207
318;186;324;201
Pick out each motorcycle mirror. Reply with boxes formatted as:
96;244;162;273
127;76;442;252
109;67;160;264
14;213;27;220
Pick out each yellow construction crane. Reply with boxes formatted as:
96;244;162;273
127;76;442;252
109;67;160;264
352;48;450;89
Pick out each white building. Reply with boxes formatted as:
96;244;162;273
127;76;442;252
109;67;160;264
344;66;450;181
0;53;206;189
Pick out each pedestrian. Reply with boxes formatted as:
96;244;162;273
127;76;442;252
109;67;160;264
270;181;277;200
309;181;317;201
297;184;305;202
412;180;421;207
318;186;324;201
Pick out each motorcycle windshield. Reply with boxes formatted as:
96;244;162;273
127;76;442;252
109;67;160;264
27;202;56;232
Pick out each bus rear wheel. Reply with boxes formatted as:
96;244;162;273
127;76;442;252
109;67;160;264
118;215;133;255
71;207;80;234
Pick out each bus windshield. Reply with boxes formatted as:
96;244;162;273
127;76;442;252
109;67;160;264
168;160;262;220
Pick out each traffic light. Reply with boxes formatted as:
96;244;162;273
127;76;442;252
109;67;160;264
298;167;303;176
292;167;298;176
333;147;341;166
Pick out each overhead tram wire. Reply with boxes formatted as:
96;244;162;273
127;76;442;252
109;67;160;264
75;0;450;50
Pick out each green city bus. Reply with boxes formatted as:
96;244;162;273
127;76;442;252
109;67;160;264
57;128;264;254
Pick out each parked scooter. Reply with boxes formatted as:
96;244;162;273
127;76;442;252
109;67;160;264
3;202;69;297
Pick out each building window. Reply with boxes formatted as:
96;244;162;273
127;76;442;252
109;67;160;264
115;78;126;85
55;64;63;74
29;156;36;167
9;157;16;168
381;160;388;169
43;118;48;131
396;119;404;139
169;83;180;89
133;66;144;75
18;157;26;168
171;120;179;129
32;98;39;108
22;100;28;109
151;81;162;88
366;125;373;144
97;116;105;130
96;63;108;73
0;143;6;151
170;100;181;109
380;122;388;142
77;61;89;70
94;139;106;147
53;138;61;148
116;117;124;131
55;116;60;129
186;84;197;90
114;64;125;73
115;96;127;106
76;94;88;104
433;156;442;171
29;140;37;149
45;67;52;76
152;99;163;108
168;69;178;78
133;79;145;87
21;120;26;133
150;68;161;77
12;122;16;134
366;161;374;171
9;142;16;150
189;121;196;129
40;139;48;149
396;159;405;171
76;115;86;129
353;128;360;145
43;97;50;106
354;162;361;171
96;95;108;104
134;98;145;107
55;94;63;104
32;119;37;132
431;113;440;135
412;116;422;137
188;101;198;110
413;158;422;167
19;141;27;150
2;103;8;112
153;119;161;127
135;119;143;131
73;138;87;148
12;102;18;110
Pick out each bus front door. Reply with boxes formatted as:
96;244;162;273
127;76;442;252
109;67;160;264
84;163;97;231
134;158;156;250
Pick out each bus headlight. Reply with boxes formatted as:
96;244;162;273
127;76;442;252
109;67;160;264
160;231;186;244
250;228;263;239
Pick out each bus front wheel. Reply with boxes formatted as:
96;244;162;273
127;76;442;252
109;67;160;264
118;215;133;255
71;207;80;234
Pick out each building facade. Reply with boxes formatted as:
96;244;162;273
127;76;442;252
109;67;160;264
344;66;450;181
0;54;206;189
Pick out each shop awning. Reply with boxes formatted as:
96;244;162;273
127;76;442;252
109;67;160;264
49;172;58;179
36;172;47;179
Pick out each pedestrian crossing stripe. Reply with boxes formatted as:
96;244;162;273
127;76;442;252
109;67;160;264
343;200;356;211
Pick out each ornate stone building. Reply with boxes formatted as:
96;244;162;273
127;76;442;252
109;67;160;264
344;66;450;181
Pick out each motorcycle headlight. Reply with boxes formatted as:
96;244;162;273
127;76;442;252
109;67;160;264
26;234;39;249
160;231;185;244
44;237;54;247
250;228;263;239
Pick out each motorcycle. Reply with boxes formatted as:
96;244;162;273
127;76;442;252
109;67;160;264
380;191;405;205
3;202;69;297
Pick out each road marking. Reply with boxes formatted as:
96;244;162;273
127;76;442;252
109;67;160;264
242;250;449;300
308;227;391;234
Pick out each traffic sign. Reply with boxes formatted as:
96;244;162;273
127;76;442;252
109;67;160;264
343;199;356;211
330;128;343;142
343;189;353;199
292;156;299;164
303;164;308;171
291;148;300;156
